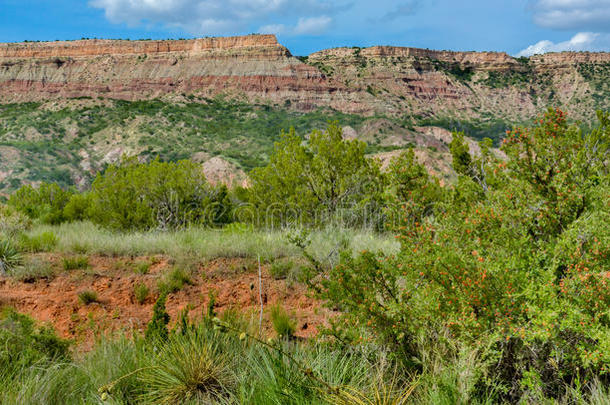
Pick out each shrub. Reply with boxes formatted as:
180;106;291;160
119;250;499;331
133;283;150;305
248;123;385;228
8;182;72;224
88;157;231;231
62;193;92;222
62;256;89;270
77;290;99;305
0;239;22;274
303;109;610;401
270;304;296;339
0;308;70;375
146;293;170;342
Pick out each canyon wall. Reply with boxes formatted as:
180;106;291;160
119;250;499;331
0;35;608;119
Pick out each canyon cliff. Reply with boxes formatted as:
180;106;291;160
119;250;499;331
0;35;608;194
1;35;608;121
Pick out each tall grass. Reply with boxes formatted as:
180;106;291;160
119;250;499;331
25;221;399;262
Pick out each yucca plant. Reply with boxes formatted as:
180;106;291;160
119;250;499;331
0;239;22;274
138;332;235;404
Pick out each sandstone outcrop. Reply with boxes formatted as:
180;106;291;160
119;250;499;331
0;35;608;120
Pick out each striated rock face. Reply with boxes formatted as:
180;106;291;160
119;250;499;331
0;35;342;110
0;36;608;121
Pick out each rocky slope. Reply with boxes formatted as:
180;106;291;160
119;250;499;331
0;35;608;193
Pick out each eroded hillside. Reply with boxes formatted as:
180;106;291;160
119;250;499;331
0;35;608;193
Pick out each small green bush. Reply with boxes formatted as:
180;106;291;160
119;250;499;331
62;256;89;270
77;290;99;305
133;283;150;305
8;182;72;225
269;304;296;339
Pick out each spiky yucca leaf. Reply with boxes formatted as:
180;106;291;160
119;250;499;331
138;333;234;404
0;239;22;274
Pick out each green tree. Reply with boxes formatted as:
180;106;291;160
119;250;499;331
249;123;384;228
89;157;229;230
306;109;610;400
8;182;73;225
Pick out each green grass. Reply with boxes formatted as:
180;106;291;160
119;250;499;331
158;267;194;294
77;290;99;305
133;283;150;305
9;256;55;282
270;304;297;339
25;221;399;262
62;255;89;270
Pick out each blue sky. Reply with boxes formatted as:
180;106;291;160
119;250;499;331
1;0;609;56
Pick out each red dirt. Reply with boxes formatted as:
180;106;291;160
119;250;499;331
0;254;332;348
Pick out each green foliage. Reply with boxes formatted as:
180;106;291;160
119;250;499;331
384;149;445;227
0;308;70;376
270;259;293;280
158;267;194;294
17;231;58;252
8;182;73;224
249;122;384;228
62;193;92;222
77;290;99;305
146;293;170;342
89;157;231;231
0;204;31;238
133;261;151;275
138;332;235;404
270;304;297;339
62;255;89;270
449;131;474;177
305;109;610;401
0;239;22;274
133;283;150;305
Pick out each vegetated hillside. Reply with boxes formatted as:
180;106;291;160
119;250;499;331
0;35;608;193
0;97;475;194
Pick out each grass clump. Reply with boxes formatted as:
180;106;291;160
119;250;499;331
62;255;89;270
10;257;55;282
270;304;297;339
158;267;194;294
269;259;293;280
133;261;151;275
77;290;99;305
17;231;58;252
133;283;150;305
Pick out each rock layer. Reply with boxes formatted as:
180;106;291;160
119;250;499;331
0;35;609;120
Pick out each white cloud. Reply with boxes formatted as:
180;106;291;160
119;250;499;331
258;24;287;36
294;16;332;35
530;0;610;31
90;0;340;36
517;31;610;56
